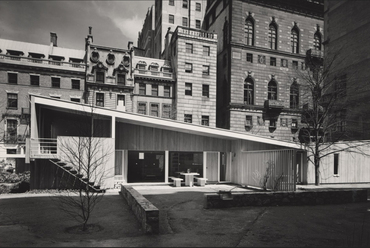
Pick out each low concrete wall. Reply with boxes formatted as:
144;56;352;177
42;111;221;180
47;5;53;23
204;189;368;209
120;185;159;234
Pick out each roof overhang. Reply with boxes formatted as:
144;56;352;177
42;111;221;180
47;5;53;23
30;94;304;150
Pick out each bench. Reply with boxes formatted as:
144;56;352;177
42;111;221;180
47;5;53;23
169;177;183;187
194;177;208;187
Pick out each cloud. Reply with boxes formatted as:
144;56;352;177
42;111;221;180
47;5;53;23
111;15;143;43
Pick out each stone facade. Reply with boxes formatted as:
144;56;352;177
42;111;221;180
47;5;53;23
204;0;324;141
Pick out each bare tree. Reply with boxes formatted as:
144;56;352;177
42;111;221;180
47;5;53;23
54;104;113;231
293;49;370;185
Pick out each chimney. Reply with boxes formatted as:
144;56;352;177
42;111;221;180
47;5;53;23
128;41;133;50
50;32;57;47
87;26;93;44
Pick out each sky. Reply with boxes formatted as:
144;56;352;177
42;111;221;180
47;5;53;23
0;0;154;50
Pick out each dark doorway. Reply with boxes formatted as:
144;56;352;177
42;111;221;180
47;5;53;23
127;151;165;183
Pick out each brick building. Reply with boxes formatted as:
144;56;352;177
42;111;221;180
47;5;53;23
203;0;324;141
138;0;207;58
323;0;370;140
0;33;85;167
164;26;218;126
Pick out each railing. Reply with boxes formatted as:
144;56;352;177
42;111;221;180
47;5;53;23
177;26;218;40
29;138;58;159
265;99;284;109
0;54;86;69
133;68;173;79
3;132;26;144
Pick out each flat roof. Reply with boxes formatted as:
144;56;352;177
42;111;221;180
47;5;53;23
31;94;304;150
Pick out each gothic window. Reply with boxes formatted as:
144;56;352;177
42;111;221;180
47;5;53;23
244;78;254;105
268;23;277;50
268;80;277;100
290;81;299;109
291;25;300;54
245;16;254;46
314;32;322;51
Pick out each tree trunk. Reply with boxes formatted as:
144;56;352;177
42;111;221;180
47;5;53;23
314;154;320;186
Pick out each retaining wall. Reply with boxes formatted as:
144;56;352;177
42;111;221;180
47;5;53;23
120;185;159;234
204;189;368;209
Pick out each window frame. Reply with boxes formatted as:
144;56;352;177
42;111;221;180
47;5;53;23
184;114;192;123
150;103;159;117
246;53;253;63
196;20;201;29
169;14;174;24
185;43;193;53
185;63;193;73
334;153;339;175
244;78;254;105
202;84;209;98
291;27;299;54
96;71;105;83
71;79;80;90
182;0;188;8
202;65;210;75
314;32;322;51
96;92;104;107
139;83;146;95
270;57;276;66
185;83;192;96
290;82;299;109
7;93;18;109
203;46;210;56
268;23;277;50
169;0;174;6
117;73;126;85
30;75;40;86
182;17;188;27
164;86;171;97
245;17;254;46
8;72;18;84
201;115;209;126
138;102;147;115
196;2;201;11
152;84;158;96
268;80;277;100
51;77;61;88
162;104;171;119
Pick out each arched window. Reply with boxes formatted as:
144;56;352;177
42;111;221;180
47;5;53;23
290;82;299;109
245;17;254;46
291;25;299;54
268;80;277;100
244;78;254;105
268;23;277;50
314;32;322;51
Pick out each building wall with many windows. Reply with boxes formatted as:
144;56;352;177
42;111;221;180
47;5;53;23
204;0;324;141
0;35;85;164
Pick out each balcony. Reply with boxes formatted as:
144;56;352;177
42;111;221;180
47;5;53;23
264;100;284;109
176;26;217;41
133;68;173;80
29;138;58;159
0;54;86;71
3;132;26;144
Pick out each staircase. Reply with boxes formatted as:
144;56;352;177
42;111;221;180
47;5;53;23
49;159;105;193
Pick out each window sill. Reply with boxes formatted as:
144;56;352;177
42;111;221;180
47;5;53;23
6;107;18;110
333;175;340;177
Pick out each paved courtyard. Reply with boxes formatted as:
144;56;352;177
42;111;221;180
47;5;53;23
0;184;369;247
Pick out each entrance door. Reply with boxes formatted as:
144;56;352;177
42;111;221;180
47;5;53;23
206;152;219;182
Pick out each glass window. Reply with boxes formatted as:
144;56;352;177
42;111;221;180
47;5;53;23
138;102;147;115
152;84;158;96
270;57;276;66
246;53;253;63
245;116;253;131
290;82;299;109
139;83;146;95
52;77;60;88
292;61;299;70
184;114;192;123
201;116;209;126
8;73;17;84
96;71;105;83
268;80;277;100
185;63;192;73
203;46;210;56
291;119;298;129
196;2;201;11
169;14;174;24
202;84;209;97
185;83;192;96
291;27;299;54
162;104;171;119
182;17;188;26
150;104;159;117
186;43;193;53
164;86;171;97
269;24;277;50
30;75;39;86
183;0;188;8
7;93;18;109
244;78;254;105
196;20;201;29
71;98;80;103
245;18;254;46
334;154;339;175
202;65;210;75
169;0;174;6
117;74;126;85
96;93;104;107
314;32;322;51
71;79;80;89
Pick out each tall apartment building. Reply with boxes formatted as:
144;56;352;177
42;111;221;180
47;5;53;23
138;0;207;58
0;33;85;168
165;26;218;126
323;0;370;140
204;0;324;141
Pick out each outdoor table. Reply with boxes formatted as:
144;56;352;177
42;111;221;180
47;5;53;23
179;172;199;187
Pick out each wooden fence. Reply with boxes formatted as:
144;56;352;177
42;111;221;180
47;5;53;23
241;149;296;191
